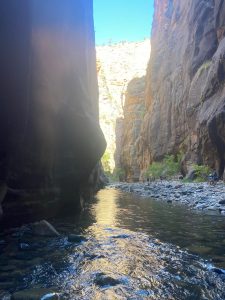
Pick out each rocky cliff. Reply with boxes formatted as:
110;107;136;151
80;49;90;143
0;1;106;227
136;0;225;179
97;40;150;173
118;77;146;181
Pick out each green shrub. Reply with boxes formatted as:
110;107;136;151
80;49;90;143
146;154;181;180
113;167;125;181
146;161;164;179
163;155;180;176
103;167;126;183
192;164;211;182
101;151;111;173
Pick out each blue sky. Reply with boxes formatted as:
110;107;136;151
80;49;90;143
93;0;154;45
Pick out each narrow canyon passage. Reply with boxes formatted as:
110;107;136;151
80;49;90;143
1;1;225;299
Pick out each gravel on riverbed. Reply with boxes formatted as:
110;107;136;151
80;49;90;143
110;180;225;214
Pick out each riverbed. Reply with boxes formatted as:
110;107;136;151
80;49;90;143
0;189;225;299
112;180;225;213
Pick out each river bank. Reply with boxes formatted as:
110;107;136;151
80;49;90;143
111;180;225;214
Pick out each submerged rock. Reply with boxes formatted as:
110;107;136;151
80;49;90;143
67;234;87;243
12;289;59;300
211;268;225;275
94;273;121;287
0;290;11;300
18;243;30;251
30;220;60;237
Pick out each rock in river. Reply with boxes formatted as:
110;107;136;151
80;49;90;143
67;234;87;243
30;220;60;237
0;290;11;300
12;288;60;300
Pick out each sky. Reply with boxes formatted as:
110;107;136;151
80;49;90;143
93;0;154;45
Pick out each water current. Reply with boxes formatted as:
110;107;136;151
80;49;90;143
1;188;225;299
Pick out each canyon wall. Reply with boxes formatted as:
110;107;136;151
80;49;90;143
0;0;106;226
97;40;150;173
118;77;146;181
121;0;225;180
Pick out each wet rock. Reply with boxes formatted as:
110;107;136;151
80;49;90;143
11;226;31;238
174;185;182;189
211;268;225;275
144;186;150;191
12;289;60;300
94;273;121;287
111;234;130;239
219;200;225;205
0;290;11;300
181;191;188;195
18;243;30;251
30;220;60;237
67;234;87;243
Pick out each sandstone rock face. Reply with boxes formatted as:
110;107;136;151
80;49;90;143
114;118;124;170
119;77;146;181
0;1;106;227
97;40;150;172
138;0;225;177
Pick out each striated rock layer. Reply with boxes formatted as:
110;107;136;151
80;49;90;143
0;1;106;227
138;0;225;179
119;77;146;181
97;40;150;172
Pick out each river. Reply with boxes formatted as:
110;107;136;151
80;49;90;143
1;188;225;299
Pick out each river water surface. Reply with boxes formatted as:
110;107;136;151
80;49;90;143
1;188;225;299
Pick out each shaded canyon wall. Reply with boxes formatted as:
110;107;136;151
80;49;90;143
0;0;106;226
118;0;225;180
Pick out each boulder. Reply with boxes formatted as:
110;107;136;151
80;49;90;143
30;220;60;237
0;290;11;300
12;289;59;300
67;234;87;243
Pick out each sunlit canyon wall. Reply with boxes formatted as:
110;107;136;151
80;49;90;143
118;0;225;181
97;40;150;173
0;0;106;226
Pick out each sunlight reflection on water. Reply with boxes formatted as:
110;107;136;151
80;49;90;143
1;189;225;299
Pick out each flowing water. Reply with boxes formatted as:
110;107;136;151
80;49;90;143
1;188;225;299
